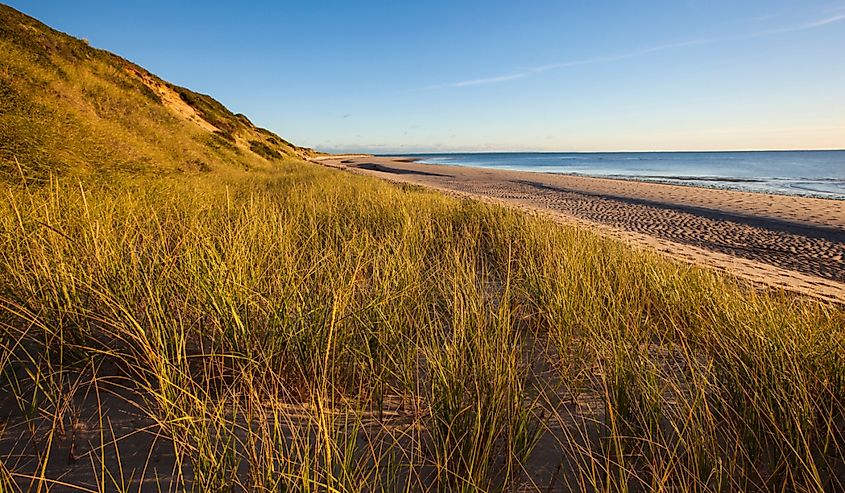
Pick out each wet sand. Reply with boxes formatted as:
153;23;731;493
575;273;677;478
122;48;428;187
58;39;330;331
314;155;845;303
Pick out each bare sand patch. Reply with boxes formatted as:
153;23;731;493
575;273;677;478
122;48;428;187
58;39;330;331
126;68;218;133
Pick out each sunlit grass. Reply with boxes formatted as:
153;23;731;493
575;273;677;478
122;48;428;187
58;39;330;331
1;160;843;491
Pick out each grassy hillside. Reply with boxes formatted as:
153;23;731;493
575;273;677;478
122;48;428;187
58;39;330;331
0;4;316;182
1;4;844;493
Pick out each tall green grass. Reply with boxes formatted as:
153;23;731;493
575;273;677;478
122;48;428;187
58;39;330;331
1;161;843;491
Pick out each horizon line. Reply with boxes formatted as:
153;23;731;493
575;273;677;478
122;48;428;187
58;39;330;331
319;147;845;155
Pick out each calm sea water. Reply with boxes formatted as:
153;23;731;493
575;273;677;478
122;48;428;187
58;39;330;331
399;151;845;199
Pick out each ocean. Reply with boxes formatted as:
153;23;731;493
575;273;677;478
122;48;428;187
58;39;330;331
397;150;845;199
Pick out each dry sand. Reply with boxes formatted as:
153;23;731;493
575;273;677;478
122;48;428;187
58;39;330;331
127;67;219;133
315;155;845;304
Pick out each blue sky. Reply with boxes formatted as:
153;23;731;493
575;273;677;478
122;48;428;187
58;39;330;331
7;0;845;152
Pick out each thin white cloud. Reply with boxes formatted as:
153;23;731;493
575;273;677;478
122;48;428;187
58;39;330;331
425;12;845;90
424;72;526;90
529;38;715;74
424;38;716;90
451;73;527;87
770;12;845;32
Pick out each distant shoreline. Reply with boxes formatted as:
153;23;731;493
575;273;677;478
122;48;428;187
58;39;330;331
366;150;845;201
380;148;845;156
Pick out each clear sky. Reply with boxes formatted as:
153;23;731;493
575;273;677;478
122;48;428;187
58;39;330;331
6;0;845;153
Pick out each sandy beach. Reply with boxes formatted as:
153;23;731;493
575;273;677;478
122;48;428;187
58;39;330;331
315;155;845;303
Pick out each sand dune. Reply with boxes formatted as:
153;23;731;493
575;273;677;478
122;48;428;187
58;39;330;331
316;156;845;304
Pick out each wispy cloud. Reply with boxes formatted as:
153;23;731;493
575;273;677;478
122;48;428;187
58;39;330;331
425;12;845;90
423;73;526;90
766;12;845;32
528;38;715;74
424;38;716;90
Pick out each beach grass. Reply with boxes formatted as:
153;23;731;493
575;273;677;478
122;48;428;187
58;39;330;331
1;160;843;491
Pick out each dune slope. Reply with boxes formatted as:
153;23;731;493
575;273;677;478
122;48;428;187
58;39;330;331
0;4;316;182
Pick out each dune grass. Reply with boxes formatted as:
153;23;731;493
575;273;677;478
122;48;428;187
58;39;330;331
1;160;843;491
